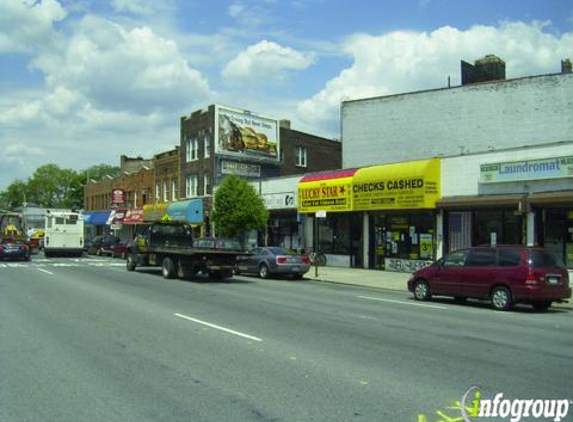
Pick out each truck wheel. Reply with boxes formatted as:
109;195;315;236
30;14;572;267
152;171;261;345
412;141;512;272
162;257;176;279
126;255;136;271
177;261;193;279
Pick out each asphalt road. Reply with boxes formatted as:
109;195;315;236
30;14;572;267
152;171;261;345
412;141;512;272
1;255;571;422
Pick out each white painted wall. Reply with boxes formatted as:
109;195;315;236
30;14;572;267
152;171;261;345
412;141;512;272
441;142;573;197
342;73;573;169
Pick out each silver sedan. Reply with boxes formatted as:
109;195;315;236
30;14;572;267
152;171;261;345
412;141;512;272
236;247;311;279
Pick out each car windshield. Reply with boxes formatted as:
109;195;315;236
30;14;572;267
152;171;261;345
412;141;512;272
266;247;293;255
530;250;564;269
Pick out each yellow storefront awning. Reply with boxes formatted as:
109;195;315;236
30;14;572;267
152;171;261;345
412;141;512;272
298;169;358;213
297;159;441;214
352;159;440;211
142;203;169;222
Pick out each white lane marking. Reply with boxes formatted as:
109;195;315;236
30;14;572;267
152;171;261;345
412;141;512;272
174;313;263;342
358;295;448;310
0;263;6;268
36;268;55;275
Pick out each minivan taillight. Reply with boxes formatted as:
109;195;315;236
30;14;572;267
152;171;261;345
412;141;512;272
525;271;538;285
276;256;287;264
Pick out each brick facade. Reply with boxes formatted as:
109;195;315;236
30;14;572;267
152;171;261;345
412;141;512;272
84;165;153;211
153;147;180;203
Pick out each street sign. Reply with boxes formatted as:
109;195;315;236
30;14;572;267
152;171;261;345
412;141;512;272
316;210;327;218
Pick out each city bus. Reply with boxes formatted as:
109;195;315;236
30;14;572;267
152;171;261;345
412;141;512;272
43;210;84;257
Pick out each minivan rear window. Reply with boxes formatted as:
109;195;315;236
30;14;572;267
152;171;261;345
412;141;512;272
498;248;521;267
530;250;564;268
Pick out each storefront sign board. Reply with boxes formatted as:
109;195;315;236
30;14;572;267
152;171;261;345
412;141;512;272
352;159;440;211
480;156;573;183
263;192;296;210
298;179;353;213
221;160;261;177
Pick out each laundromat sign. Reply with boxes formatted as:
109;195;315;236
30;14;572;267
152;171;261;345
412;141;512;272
297;160;441;213
480;156;573;183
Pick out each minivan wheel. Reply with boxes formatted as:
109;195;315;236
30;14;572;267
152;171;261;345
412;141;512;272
413;280;431;301
491;286;512;311
532;301;552;312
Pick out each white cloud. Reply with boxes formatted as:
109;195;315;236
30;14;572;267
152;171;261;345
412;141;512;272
222;40;315;83
0;0;67;53
297;21;573;132
227;1;273;28
112;0;156;15
31;15;210;114
0;10;214;189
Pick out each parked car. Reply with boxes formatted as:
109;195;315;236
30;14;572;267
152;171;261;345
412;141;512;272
111;241;130;259
86;235;122;256
0;240;31;261
236;247;311;279
407;245;571;311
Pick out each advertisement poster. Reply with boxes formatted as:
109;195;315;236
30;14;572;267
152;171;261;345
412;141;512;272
419;234;433;259
215;105;279;162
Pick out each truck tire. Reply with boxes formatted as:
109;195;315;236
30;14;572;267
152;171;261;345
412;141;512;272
126;254;136;271
162;257;176;279
177;261;194;280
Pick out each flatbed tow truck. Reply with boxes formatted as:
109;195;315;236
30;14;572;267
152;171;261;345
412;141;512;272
126;221;247;281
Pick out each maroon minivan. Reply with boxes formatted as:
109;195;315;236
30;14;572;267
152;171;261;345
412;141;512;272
407;245;571;311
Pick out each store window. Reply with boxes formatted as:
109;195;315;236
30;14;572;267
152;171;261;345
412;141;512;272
369;212;435;269
316;213;362;267
473;210;522;246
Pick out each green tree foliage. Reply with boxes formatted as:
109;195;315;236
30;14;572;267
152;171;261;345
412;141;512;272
211;175;268;238
27;164;78;208
0;179;29;210
0;163;120;210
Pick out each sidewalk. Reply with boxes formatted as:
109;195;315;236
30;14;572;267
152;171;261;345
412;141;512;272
306;265;410;292
304;265;572;310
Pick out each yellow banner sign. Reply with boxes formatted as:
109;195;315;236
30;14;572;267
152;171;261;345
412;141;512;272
352;159;440;211
298;179;353;213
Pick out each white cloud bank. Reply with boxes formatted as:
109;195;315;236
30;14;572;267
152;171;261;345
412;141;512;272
222;40;315;84
0;0;67;53
297;21;573;133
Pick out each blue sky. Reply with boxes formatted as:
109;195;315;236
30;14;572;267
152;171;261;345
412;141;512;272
0;0;572;189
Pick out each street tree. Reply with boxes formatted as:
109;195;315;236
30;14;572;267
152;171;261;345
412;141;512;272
211;175;268;239
0;179;29;210
26;164;79;208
